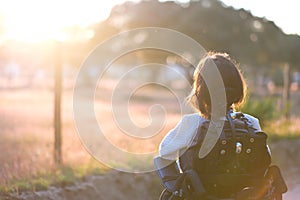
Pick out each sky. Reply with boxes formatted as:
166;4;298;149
0;0;133;42
0;0;299;42
220;0;300;35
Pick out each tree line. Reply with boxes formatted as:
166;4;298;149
89;0;300;70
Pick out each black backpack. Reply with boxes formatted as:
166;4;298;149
179;112;272;198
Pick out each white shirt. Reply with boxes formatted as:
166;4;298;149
159;113;262;160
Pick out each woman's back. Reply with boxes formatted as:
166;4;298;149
156;52;287;199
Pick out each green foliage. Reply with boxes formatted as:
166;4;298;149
241;96;279;126
271;68;284;86
241;97;300;139
282;100;292;118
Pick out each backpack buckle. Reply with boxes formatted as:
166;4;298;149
236;142;242;154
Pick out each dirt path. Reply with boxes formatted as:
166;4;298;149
2;171;163;200
3;171;299;200
284;184;300;200
269;138;300;200
2;139;299;200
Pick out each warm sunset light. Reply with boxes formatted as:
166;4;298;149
0;0;299;199
0;0;139;42
1;0;299;43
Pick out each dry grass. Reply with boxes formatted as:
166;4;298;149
0;80;184;190
265;117;300;139
0;89;98;188
0;79;299;193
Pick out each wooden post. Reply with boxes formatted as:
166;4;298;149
54;41;62;165
282;63;290;120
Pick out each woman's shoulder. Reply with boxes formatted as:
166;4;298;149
180;113;206;124
159;113;205;160
182;112;204;119
242;113;261;131
182;112;259;125
242;113;259;122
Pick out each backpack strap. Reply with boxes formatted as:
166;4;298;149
154;156;181;193
226;110;237;140
182;169;206;199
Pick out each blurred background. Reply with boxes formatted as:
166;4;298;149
0;0;299;199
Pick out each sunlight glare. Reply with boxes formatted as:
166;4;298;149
0;0;136;42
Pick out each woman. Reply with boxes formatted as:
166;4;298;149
159;52;261;160
156;52;287;200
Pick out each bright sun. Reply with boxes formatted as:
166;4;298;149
0;0;131;42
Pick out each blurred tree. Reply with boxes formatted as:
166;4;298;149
88;0;300;71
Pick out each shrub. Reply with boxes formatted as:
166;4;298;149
241;96;279;127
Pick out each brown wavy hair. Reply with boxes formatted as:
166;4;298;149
187;52;247;118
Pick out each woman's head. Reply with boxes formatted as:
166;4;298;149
187;52;247;118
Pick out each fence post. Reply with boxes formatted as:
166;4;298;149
282;63;290;120
54;41;63;165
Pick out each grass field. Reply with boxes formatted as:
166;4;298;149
0;88;100;192
0;79;187;192
0;80;299;194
